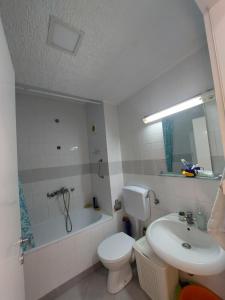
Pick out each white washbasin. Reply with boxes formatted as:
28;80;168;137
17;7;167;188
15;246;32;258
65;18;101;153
146;213;225;275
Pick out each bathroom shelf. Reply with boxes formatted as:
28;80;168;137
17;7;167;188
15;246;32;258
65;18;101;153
159;172;221;181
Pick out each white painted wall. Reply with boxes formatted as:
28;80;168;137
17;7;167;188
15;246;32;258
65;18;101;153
0;18;25;300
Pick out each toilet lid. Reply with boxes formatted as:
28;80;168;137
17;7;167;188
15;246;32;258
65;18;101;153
98;232;135;262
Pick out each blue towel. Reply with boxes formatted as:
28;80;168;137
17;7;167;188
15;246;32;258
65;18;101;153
19;180;35;251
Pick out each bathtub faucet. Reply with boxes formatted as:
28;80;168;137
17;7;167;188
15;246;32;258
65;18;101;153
47;187;69;198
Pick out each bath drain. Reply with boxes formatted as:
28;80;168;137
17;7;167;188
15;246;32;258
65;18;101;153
182;242;192;249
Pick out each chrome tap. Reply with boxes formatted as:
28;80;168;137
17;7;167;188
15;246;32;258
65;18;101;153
178;211;196;225
185;211;195;225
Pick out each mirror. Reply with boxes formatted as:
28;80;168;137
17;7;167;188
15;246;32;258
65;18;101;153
160;90;224;179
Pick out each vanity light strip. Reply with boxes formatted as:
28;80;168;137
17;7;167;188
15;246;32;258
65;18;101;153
142;96;203;124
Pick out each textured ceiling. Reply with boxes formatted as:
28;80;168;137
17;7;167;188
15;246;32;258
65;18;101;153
0;0;205;104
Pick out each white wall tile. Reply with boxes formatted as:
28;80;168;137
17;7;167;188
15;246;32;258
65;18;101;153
91;174;112;214
22;175;93;225
123;173;219;221
142;141;165;160
16;94;90;170
86;103;114;215
16;95;109;224
109;173;124;208
119;47;215;166
104;103;123;163
119;46;221;224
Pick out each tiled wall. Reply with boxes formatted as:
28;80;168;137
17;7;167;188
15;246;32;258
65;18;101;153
86;103;112;214
21;175;92;225
16;94;90;171
18;98;121;299
119;46;213;157
16;94;112;225
119;100;223;177
118;45;220;219
104;103;124;210
117;46;225;298
124;173;218;221
205;101;224;173
119;48;224;177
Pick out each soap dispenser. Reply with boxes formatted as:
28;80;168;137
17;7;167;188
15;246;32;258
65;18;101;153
196;210;206;231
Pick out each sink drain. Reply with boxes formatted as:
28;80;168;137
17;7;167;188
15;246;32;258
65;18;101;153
182;242;192;249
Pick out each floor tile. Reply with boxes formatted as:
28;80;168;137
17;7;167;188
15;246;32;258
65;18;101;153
55;277;88;300
115;274;149;300
55;267;150;300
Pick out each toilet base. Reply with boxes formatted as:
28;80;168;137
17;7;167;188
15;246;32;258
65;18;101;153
107;263;133;294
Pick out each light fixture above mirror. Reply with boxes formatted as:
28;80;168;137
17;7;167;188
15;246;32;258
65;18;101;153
142;96;203;124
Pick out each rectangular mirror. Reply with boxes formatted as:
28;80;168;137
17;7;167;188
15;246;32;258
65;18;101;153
158;90;223;179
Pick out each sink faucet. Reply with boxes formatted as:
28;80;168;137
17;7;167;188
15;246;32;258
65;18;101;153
178;211;196;225
185;211;195;225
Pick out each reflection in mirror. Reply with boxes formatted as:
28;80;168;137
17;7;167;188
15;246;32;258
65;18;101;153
159;90;223;179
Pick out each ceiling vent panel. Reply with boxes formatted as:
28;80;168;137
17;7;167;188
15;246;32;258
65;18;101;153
47;15;84;55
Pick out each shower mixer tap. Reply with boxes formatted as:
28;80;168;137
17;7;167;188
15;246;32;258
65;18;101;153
47;187;70;198
46;186;73;233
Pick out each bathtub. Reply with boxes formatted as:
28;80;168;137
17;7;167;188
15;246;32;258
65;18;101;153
24;208;123;300
31;208;108;249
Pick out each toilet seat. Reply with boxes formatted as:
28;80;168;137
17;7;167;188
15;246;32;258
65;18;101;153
98;232;135;263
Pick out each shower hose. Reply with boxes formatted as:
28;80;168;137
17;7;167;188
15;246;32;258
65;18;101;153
62;188;73;233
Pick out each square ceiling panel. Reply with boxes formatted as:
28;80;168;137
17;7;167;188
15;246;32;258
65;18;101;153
47;15;84;55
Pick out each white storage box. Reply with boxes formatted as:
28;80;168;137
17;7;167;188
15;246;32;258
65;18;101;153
133;237;178;300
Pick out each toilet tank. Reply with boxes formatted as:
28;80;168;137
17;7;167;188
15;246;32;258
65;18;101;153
122;186;150;221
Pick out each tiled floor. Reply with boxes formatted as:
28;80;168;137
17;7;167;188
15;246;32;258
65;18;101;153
55;267;150;300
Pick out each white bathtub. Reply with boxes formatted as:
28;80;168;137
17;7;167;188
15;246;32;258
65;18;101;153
31;208;108;249
24;208;123;300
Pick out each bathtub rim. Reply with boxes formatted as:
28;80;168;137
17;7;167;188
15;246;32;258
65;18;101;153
24;209;112;255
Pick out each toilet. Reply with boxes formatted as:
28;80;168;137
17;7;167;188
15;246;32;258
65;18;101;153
98;185;149;294
97;232;135;294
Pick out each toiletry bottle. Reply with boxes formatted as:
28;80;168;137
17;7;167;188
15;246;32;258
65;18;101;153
196;210;206;231
93;197;99;209
122;216;132;237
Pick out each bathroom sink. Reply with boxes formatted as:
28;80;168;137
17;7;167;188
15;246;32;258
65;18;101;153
146;213;225;275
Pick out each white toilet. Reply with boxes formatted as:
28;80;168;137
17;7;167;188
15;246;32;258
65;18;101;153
97;232;135;294
98;185;149;294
